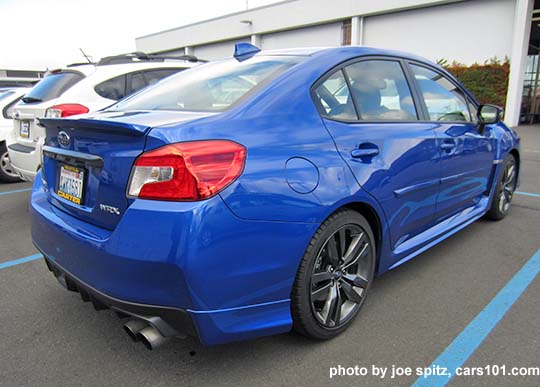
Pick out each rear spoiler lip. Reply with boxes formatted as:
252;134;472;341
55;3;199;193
37;117;150;137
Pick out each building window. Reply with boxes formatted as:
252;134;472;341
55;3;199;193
341;19;351;46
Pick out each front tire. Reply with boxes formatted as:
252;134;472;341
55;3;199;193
485;153;517;220
291;209;376;340
0;142;21;183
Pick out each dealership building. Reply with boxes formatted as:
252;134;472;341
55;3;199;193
136;0;536;127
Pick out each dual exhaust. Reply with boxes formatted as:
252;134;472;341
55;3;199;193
123;320;170;350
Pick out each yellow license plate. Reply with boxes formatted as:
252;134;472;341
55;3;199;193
57;164;85;205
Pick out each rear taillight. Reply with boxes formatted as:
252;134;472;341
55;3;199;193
128;140;246;201
45;103;89;118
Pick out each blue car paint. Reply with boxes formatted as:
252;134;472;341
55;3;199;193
31;46;520;345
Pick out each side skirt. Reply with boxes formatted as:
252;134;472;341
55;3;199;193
388;196;489;271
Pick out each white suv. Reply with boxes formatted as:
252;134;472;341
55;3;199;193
0;87;30;182
7;53;201;182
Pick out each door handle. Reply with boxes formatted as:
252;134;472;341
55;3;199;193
351;147;379;158
440;141;456;150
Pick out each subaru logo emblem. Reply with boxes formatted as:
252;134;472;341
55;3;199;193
58;131;70;147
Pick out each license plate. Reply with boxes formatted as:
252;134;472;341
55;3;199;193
20;121;30;138
57;164;85;205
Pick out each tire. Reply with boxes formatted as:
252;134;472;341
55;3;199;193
291;209;376;340
0;142;21;183
485;153;517;220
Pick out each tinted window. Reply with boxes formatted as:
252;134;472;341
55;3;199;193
143;69;182;86
23;71;84;103
112;56;302;112
95;75;127;100
344;60;417;121
411;64;471;122
314;70;357;120
128;72;146;95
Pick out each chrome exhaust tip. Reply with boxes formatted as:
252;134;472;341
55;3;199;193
137;325;169;350
123;320;148;342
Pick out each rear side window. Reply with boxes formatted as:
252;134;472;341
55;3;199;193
344;60;418;121
410;64;471;122
143;69;182;86
23;71;84;103
127;73;146;95
125;69;183;97
314;70;357;120
95;75;127;101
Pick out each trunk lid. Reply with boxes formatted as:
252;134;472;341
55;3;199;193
40;110;214;230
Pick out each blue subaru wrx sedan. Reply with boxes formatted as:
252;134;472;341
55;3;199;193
31;44;520;349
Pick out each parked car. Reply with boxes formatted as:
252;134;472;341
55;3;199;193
31;44;520;349
0;87;30;182
8;52;202;182
0;77;41;89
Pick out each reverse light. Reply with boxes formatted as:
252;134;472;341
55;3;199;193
128;140;246;201
45;103;89;118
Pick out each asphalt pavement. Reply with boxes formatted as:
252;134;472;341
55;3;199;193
0;126;539;387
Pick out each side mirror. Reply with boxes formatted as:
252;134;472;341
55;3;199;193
478;104;503;125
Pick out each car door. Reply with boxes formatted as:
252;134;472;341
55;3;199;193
314;58;441;252
408;63;494;221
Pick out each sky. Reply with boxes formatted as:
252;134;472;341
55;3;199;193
0;0;280;70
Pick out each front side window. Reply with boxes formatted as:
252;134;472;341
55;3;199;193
467;99;479;123
411;64;471;122
344;60;418;121
112;56;302;112
314;70;357;120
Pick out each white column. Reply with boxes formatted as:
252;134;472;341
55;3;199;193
351;16;364;45
184;46;194;56
505;0;534;127
251;34;261;47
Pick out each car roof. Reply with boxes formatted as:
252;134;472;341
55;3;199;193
256;47;330;56
50;60;198;79
256;45;436;66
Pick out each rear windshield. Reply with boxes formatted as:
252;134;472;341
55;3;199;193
23;71;85;103
112;56;302;112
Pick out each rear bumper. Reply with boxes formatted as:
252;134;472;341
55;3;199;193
31;172;318;345
42;254;197;338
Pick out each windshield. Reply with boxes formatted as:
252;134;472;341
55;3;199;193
112;56;303;112
23;71;85;103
